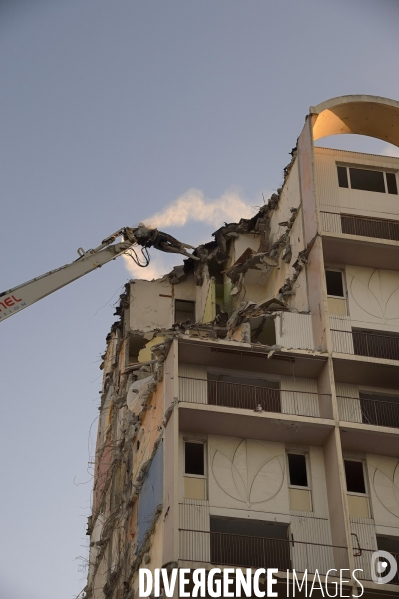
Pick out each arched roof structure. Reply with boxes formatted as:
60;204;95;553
309;95;399;147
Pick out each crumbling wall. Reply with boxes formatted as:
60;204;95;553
85;143;330;599
130;280;174;332
137;443;163;550
85;312;176;599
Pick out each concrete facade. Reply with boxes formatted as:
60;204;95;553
85;95;399;598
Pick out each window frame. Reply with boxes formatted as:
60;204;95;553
286;452;311;490
325;268;346;300
336;163;398;195
184;440;207;479
344;458;369;498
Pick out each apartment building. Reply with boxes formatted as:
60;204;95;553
85;95;399;598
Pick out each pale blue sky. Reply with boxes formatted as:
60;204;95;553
1;1;399;598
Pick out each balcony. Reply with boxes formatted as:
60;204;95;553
341;213;399;242
353;330;399;361
179;529;348;574
321;213;399;272
338;394;399;429
179;376;327;418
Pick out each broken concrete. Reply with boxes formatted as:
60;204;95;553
85;145;329;599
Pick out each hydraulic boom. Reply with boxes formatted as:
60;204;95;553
0;224;197;322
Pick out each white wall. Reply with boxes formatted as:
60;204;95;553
346;265;399;333
130;280;173;331
367;454;399;534
315;147;399;219
208;435;290;521
130;275;197;331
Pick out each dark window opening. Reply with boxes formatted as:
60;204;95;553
175;299;195;323
251;318;276;345
337;166;349;188
344;460;366;494
210;517;290;570
185;442;204;476
288;453;308;487
129;333;148;364
377;535;399;554
325;270;344;297
207;374;280;413
386;172;398;195
349;168;385;193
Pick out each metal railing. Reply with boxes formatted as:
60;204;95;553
353;330;399;361
353;548;399;585
338;395;399;428
179;529;348;574
178;377;326;418
341;214;399;241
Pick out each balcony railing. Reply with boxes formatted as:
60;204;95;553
353;548;399;585
341;214;399;241
353;330;399;361
178;377;327;418
338;395;399;428
179;529;348;574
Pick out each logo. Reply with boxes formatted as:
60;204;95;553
371;550;398;584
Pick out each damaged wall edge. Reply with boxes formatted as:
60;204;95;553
84;133;331;599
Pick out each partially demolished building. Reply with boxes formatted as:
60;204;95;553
85;95;399;598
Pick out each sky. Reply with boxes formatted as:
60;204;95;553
1;1;399;597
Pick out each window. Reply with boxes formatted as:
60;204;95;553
174;299;195;323
325;270;344;297
184;441;206;500
387;173;398;195
288;453;308;487
337;165;398;195
344;459;369;518
185;441;204;475
287;452;312;511
337;166;349;188
344;460;366;494
350;168;385;193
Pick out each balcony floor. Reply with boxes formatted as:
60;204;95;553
340;422;399;458
178;337;328;379
322;232;399;271
179;402;334;445
332;353;399;389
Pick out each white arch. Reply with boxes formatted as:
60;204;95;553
309;95;399;147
